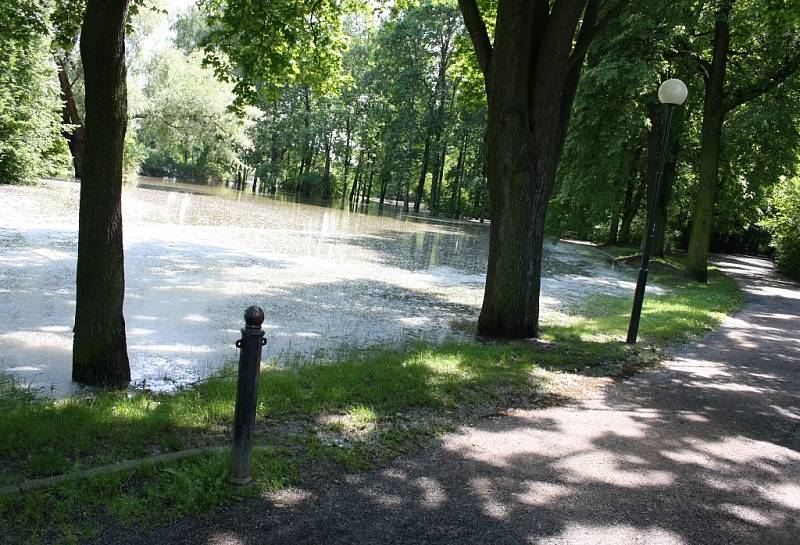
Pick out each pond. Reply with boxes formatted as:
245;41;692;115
0;178;642;395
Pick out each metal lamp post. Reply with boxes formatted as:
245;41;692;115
626;78;688;345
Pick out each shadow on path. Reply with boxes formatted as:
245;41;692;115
116;256;800;545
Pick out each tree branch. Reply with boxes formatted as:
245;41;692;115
457;0;492;86
560;0;600;138
568;0;623;69
667;48;711;80
724;50;800;112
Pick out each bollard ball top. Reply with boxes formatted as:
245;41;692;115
244;305;264;327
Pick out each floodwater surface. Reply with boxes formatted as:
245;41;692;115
0;179;644;395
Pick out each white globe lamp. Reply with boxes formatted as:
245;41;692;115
658;78;688;105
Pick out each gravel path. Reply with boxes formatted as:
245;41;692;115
117;256;800;545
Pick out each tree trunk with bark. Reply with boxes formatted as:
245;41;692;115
685;1;730;282
378;166;389;208
340;117;352;206
351;149;365;205
321;132;332;200
57;59;85;178
363;153;375;204
459;0;609;338
618;154;644;245
414;131;432;212
641;103;683;257
450;131;466;217
72;0;131;387
653;134;680;257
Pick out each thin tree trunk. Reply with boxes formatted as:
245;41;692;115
298;86;312;178
414;130;432;212
642;104;683;257
430;151;441;212
321;132;332;200
73;0;131;387
57;60;84;178
619;170;644;245
269;131;279;191
608;209;620;244
349;148;363;203
435;145;447;211
428;31;452;214
340;117;352;206
686;0;731;282
653;107;684;257
379;167;389;208
641;101;661;252
363;153;375;204
450;131;467;216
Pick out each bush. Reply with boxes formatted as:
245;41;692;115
0;8;70;184
762;177;800;280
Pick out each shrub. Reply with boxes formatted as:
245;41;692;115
762;177;800;280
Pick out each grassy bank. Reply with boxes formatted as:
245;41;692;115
0;263;742;544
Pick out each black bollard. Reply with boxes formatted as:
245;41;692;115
229;305;266;485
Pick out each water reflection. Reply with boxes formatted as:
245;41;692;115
0;178;644;395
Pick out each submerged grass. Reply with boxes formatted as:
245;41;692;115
0;260;743;544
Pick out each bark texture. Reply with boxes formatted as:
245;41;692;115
685;1;730;282
459;0;608;338
72;0;131;387
57;60;84;179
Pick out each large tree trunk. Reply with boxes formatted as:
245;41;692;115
57;60;84;179
72;0;131;387
685;1;731;282
460;0;600;338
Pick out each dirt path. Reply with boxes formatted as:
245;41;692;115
118;256;800;545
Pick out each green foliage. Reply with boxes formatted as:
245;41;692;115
50;0;84;52
0;0;71;184
550;0;800;257
172;4;209;54
762;176;800;279
136;47;252;181
199;0;346;107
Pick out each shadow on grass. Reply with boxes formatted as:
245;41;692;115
0;254;750;544
99;255;800;545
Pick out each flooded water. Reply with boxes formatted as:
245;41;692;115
0;178;645;395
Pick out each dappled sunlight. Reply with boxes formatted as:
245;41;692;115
537;524;687;545
147;255;799;545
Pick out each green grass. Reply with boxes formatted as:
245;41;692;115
0;448;295;545
546;264;742;344
0;261;744;544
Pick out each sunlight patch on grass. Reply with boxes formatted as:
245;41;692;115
0;261;743;544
